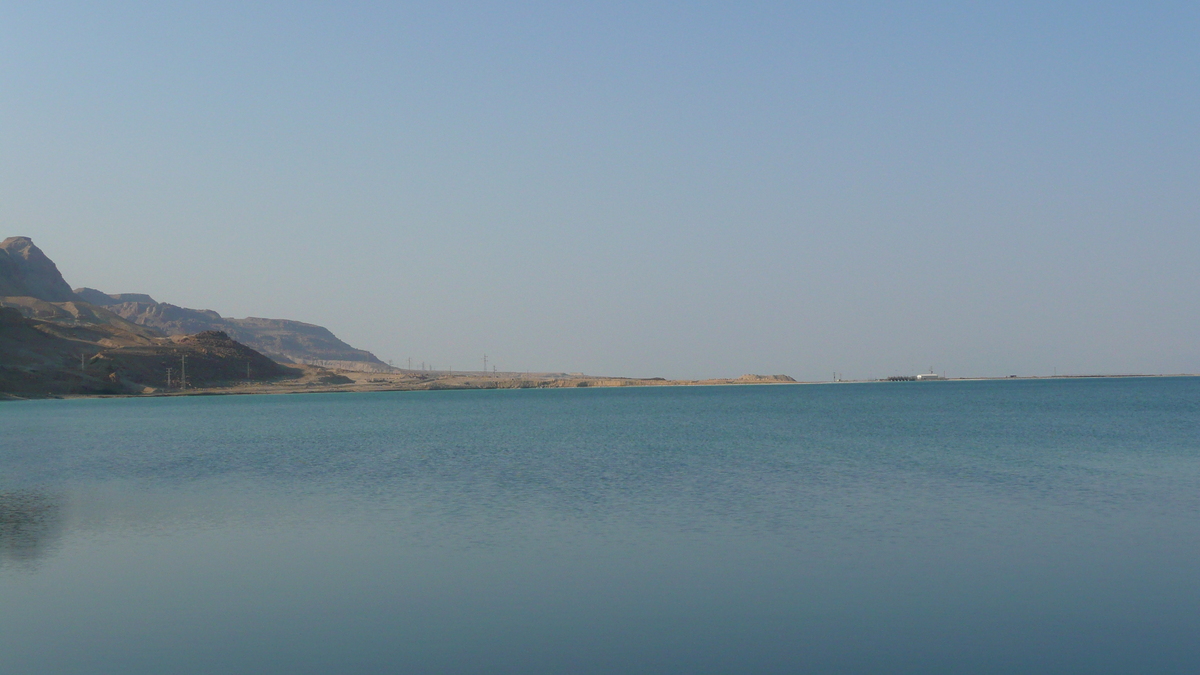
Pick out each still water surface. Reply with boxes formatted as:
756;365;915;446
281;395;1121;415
2;378;1199;674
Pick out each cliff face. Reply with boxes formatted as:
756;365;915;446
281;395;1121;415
96;301;225;336
0;237;79;302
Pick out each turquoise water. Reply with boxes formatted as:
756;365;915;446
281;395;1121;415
2;378;1199;674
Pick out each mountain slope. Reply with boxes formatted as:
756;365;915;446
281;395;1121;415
1;307;294;396
0;295;164;340
0;237;80;302
81;296;389;368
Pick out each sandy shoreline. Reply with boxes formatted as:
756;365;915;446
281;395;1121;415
75;370;800;399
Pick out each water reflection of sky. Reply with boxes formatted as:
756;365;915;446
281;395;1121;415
2;382;1199;674
0;491;63;568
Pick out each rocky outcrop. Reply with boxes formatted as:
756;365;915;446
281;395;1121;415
0;237;80;302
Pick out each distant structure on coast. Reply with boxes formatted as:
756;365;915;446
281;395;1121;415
885;370;945;382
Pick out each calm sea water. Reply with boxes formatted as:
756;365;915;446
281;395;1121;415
2;378;1199;674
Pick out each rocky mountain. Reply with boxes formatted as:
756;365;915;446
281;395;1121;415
0;237;80;302
75;290;390;369
1;236;396;395
0;235;391;371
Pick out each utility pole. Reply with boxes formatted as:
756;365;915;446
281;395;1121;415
483;354;488;375
181;355;187;390
408;357;412;370
166;367;173;389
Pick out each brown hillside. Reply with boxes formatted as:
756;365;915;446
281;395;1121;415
0;308;297;397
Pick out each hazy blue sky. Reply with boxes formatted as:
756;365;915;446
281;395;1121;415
3;2;1197;379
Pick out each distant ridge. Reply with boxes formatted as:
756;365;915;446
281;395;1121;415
75;287;156;305
84;297;390;369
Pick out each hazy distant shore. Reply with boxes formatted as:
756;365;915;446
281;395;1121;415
4;370;1195;401
0;369;798;400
